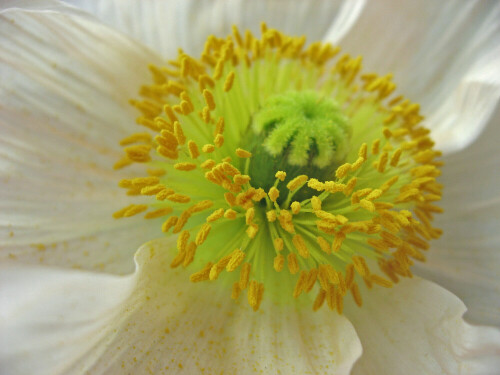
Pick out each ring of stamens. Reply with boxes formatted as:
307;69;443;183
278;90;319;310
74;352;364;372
114;23;442;313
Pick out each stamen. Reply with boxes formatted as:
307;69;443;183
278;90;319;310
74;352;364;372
114;25;442;312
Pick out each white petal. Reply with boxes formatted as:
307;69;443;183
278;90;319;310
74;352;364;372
345;278;500;375
0;3;164;273
415;105;500;327
63;0;366;57
0;238;362;374
338;0;500;153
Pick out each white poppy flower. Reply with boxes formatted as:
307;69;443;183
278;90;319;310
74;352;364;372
1;1;500;374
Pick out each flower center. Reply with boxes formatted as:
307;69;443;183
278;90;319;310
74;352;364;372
113;24;443;313
247;90;351;202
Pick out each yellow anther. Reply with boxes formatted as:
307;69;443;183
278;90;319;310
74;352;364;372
291;201;301;214
273;237;284;252
310;285;327;310
245;207;255;225
202;106;211;124
198;74;215;90
268;187;280;202
359;199;375;212
335;163;351;179
366;189;383;201
200;159;216;169
293;271;307;298
183;241;197;267
311;196;322;211
235;148;252;158
203;89;216;111
234;174;251;185
177;230;190;253
351;282;363;307
286;175;308;191
231;282;241;300
113;156;132;170
124;144;152;163
140;184;166;195
172;210;191;233
316;236;331;254
156;188;175;201
377;151;389;173
173;121;186;145
371;139;380;155
188;140;200;159
380;175;399;192
358;143;367;160
292;234;309;258
287;253;300;274
214;134;224;148
161;216;178;233
239;263;251;290
207;208;225;223
121;204;148;217
390;148;402;167
246;223;259;238
190;262;213;283
370;274;393;288
308;178;325;191
224;192;236;206
189;200;214;214
223;71;235;92
351;157;365;171
352;256;370;277
332;232;346;253
275;171;286;181
120;133;152;146
163;104;178;123
157;145;178;160
202;144;215;153
144;207;173;219
266;210;277;222
224;209;237;220
166;193;190;204
227;249;246;271
214;118;225;137
174;162;197;171
273;254;285;272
